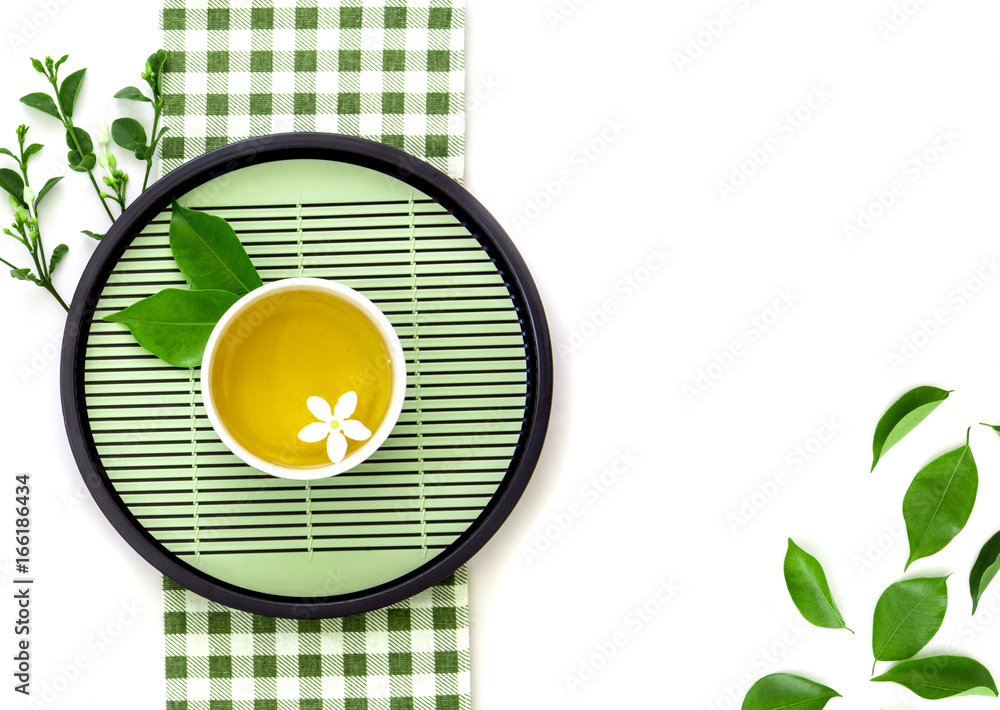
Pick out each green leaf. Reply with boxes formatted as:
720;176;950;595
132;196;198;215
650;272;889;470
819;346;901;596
970;530;1000;614
10;268;33;281
111;117;148;154
0;168;25;204
871;386;951;471
54;55;68;71
35;176;63;207
103;289;239;367
81;230;103;240
169;200;263;295
872;576;948;663
783;539;850;631
903;439;977;570
48;244;68;274
742;673;841;710
57;68;86;118
0;147;17;161
30;57;44;74
65;126;93;155
114;86;151;103
872;656;997;699
22;143;43;160
147;49;167;74
980;422;1000;439
20;92;60;120
67;149;96;172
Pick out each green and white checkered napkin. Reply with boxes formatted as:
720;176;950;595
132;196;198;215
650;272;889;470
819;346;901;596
158;2;470;708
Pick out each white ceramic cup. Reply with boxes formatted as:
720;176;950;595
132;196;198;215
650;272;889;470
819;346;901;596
201;277;407;480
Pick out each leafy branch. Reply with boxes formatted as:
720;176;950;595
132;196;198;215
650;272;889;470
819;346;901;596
0;126;68;310
21;55;117;224
113;50;169;192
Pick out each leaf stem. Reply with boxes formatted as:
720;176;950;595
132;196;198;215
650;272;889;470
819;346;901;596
43;279;69;311
142;102;162;192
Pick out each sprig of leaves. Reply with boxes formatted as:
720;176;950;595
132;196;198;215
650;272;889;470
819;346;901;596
21;55;116;224
113;50;169;192
0;125;69;310
104;201;261;366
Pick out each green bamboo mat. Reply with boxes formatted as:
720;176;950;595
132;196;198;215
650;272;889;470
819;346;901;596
84;158;528;596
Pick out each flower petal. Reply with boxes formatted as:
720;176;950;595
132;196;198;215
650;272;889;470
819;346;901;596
307;396;333;423
326;430;348;464
334;391;358;419
297;422;330;443
341;419;372;441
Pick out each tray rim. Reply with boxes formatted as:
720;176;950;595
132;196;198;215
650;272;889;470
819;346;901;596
60;132;553;618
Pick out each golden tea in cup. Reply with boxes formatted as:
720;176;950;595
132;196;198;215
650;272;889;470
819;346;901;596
202;278;406;479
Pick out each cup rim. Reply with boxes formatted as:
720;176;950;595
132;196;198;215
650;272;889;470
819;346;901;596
201;277;407;480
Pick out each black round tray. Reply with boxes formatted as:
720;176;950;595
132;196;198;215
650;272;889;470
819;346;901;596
61;133;552;617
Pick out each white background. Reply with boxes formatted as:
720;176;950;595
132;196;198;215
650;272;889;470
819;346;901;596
4;0;1000;708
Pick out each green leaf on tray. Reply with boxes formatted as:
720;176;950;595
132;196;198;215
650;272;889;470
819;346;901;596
783;539;850;632
742;673;840;710
111;117;148;154
970;530;1000;614
903;435;977;570
871;386;951;471
169;200;263;296
57;68;86;118
0;168;24;204
103;288;239;367
872;576;948;664
114;86;151;103
872;656;998;699
20;92;61;120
